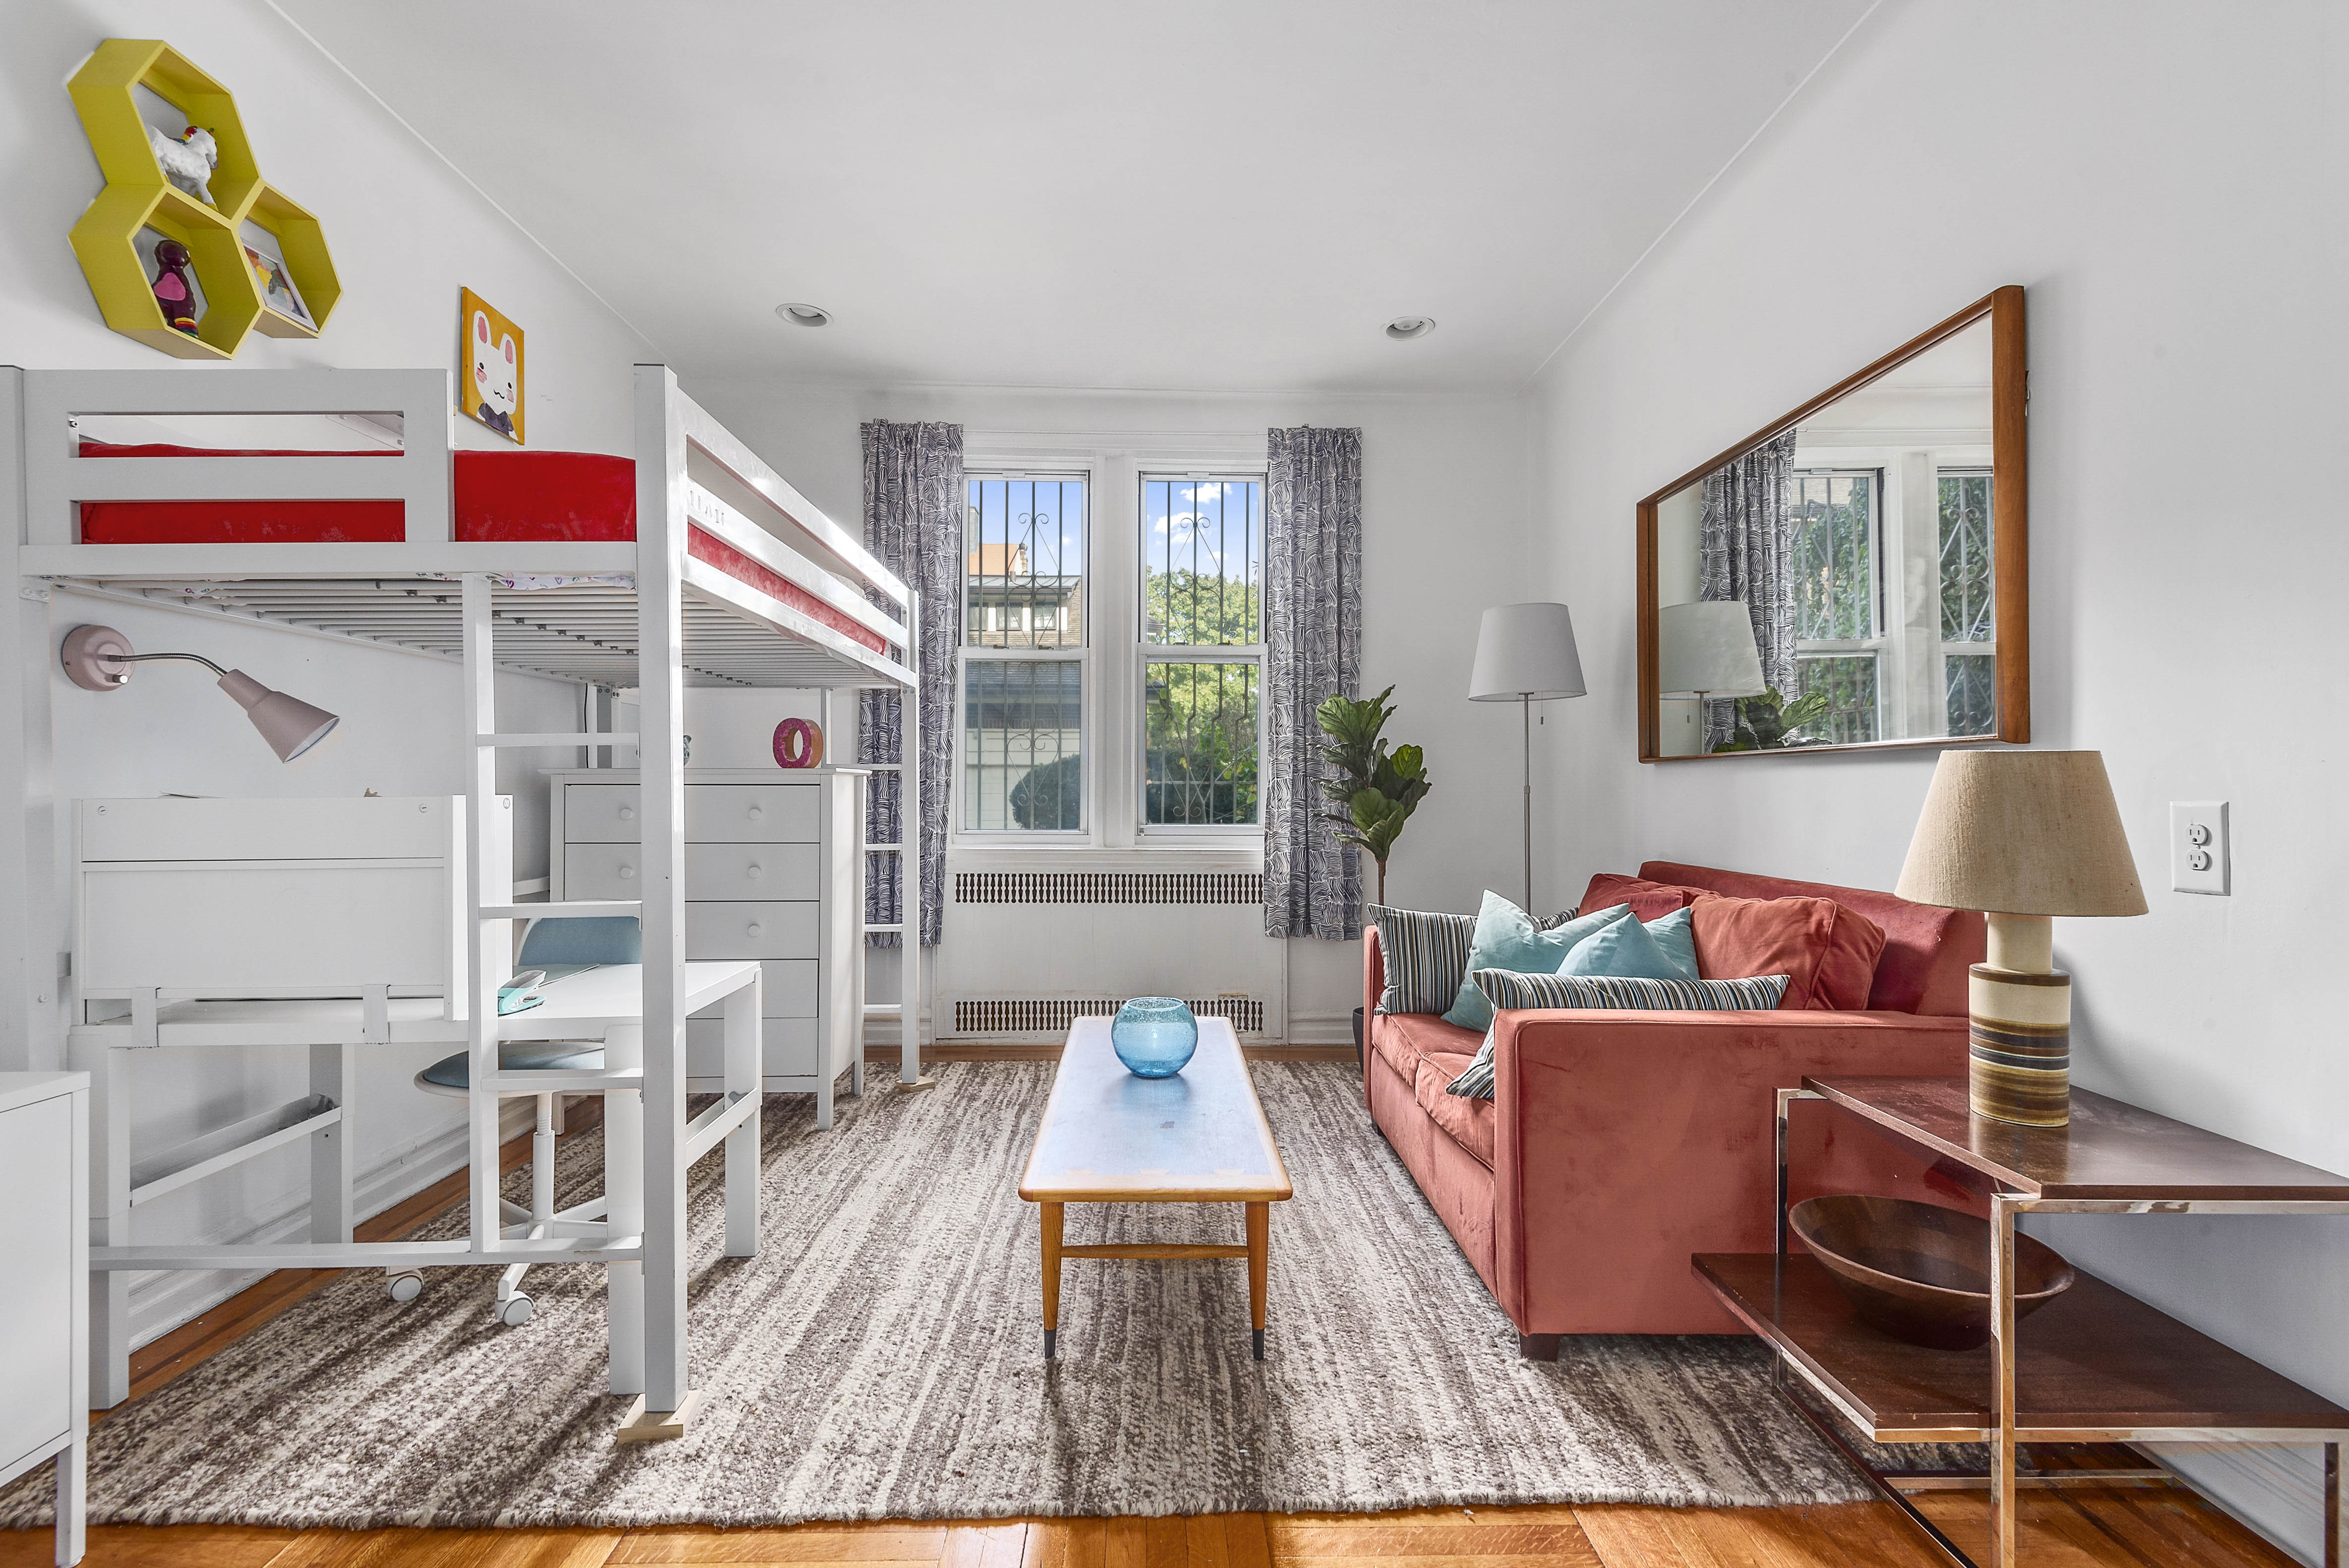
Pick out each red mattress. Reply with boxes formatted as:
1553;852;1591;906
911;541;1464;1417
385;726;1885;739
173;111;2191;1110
75;442;887;654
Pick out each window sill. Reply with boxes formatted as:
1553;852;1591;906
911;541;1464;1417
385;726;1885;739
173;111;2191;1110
947;842;1262;872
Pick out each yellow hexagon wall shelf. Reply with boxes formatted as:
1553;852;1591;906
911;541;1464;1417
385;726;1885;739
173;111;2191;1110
67;40;339;360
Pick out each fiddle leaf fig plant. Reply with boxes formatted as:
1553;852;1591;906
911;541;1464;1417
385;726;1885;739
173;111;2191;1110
1316;685;1431;908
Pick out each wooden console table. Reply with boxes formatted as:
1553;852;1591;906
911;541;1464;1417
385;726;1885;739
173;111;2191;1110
1694;1075;2349;1568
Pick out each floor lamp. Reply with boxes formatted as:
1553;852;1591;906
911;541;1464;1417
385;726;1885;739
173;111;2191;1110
1468;603;1585;913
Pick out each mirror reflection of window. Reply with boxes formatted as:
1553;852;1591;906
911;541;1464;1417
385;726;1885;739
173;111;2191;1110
1790;469;1884;744
1938;470;1996;735
1646;310;2000;753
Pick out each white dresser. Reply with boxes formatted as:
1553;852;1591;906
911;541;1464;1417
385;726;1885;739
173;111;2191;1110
0;1072;89;1566
548;769;864;1125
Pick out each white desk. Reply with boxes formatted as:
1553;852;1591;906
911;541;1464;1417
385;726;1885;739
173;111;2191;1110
69;961;762;1408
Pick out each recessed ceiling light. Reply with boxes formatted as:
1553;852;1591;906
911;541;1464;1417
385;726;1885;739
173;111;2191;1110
776;303;831;327
1385;316;1436;341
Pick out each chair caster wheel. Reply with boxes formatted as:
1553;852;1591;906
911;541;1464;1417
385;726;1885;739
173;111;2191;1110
498;1293;535;1327
386;1270;424;1303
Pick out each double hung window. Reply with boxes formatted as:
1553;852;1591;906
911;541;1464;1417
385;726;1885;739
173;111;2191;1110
954;465;1265;844
1790;469;1885;743
1140;475;1263;830
960;475;1087;834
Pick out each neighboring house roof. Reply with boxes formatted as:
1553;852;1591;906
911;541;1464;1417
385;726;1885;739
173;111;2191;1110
967;543;1029;576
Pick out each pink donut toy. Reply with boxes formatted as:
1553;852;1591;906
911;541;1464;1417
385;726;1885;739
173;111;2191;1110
773;717;825;769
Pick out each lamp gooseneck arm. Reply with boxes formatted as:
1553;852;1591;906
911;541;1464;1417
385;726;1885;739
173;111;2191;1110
114;651;227;676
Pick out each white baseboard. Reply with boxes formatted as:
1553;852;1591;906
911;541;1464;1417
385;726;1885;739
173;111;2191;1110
1283;1007;1356;1047
127;1100;533;1351
2150;1443;2328;1568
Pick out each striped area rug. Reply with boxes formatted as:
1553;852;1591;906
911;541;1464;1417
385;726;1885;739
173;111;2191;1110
3;1062;1888;1528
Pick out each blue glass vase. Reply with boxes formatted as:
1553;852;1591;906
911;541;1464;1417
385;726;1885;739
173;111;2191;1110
1111;997;1197;1078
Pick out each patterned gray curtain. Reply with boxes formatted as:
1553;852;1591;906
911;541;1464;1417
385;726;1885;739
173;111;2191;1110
1698;429;1799;749
858;420;961;947
1262;426;1363;940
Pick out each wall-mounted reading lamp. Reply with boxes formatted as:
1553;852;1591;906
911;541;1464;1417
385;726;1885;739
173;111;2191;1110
61;624;341;762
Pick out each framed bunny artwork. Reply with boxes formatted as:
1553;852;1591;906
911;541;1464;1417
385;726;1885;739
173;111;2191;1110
457;287;525;443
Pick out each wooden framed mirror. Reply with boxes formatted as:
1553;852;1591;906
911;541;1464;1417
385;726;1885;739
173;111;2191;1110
1637;285;2027;761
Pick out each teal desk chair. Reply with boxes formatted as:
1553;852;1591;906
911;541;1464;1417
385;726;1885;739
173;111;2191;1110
404;916;640;1324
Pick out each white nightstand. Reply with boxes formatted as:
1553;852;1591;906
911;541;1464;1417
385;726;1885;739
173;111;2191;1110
0;1071;89;1566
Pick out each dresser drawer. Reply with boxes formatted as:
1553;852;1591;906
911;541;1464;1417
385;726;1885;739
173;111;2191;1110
688;785;816;842
566;842;818;901
685;901;816;959
564;783;818;843
564;784;647;842
688;841;818;900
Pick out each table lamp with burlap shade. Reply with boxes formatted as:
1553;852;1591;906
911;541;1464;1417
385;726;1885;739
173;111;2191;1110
1896;750;2147;1126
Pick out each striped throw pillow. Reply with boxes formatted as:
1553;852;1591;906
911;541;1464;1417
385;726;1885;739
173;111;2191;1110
1367;905;1473;1015
1443;968;1790;1098
1369;903;1582;1015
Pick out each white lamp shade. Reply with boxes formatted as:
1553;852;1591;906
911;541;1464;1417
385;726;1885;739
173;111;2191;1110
1468;602;1585;701
1658;600;1766;697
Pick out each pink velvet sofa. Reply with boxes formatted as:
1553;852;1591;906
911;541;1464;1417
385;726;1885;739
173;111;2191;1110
1361;860;1983;1354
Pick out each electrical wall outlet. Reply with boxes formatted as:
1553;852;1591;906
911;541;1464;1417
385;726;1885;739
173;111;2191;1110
2170;800;2230;896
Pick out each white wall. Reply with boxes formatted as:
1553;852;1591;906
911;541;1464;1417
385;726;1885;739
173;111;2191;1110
2;1;653;1344
696;381;1533;1040
0;0;649;448
1529;2;2348;1557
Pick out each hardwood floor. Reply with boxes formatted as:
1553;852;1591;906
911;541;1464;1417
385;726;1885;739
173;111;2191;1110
6;1081;2297;1568
0;1492;2302;1568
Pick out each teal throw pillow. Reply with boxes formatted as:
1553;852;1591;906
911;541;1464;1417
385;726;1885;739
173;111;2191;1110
1559;904;1699;982
1440;893;1630;1032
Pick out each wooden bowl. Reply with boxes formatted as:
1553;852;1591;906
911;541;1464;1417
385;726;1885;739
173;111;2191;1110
1789;1195;2075;1351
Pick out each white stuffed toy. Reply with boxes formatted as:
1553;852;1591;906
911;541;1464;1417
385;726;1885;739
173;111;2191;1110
147;124;220;206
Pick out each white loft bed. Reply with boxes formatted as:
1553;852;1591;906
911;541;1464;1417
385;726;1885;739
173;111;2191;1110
0;363;924;1439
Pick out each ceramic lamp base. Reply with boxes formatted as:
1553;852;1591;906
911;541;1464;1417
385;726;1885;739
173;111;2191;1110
1968;961;2072;1126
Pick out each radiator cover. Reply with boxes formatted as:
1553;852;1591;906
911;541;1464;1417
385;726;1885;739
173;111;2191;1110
938;866;1282;1040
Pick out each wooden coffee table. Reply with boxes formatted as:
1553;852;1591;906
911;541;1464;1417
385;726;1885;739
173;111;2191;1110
1018;1013;1292;1360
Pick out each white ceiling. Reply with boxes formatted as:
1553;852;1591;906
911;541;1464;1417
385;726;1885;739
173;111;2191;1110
274;0;1871;393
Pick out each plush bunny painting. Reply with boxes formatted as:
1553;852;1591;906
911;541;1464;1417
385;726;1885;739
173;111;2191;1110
457;288;525;443
469;312;518;435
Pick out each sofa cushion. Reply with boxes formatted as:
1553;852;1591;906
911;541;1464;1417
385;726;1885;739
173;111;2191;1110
1445;970;1791;1096
1442;894;1631;1032
1640;860;1978;1014
1413;1051;1496;1168
1577;873;1703;920
1371;1009;1484;1085
1687;893;1886;1010
1367;905;1476;1014
1559;905;1698;982
1373;902;1587;1018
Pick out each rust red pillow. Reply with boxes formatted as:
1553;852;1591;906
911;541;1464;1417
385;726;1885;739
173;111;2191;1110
1687;893;1887;1010
1576;873;1703;922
